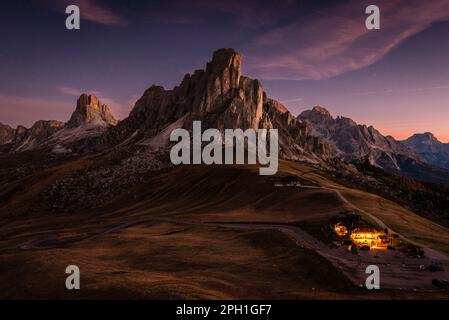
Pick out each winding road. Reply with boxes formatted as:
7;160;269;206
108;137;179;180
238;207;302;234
2;184;449;291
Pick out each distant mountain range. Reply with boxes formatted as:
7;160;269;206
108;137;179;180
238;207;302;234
0;94;117;153
298;107;449;184
403;132;449;170
298;106;420;170
1;48;448;185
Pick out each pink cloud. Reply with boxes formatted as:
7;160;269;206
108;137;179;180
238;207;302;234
0;94;74;128
57;86;83;96
57;86;102;97
47;0;126;26
243;0;449;80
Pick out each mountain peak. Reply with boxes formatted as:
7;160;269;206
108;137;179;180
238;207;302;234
299;105;419;169
298;106;333;123
207;48;241;77
67;94;118;128
109;48;331;160
0;122;15;144
422;132;437;139
311;106;333;118
403;132;449;169
409;132;436;139
405;132;440;144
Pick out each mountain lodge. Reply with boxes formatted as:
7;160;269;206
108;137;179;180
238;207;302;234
349;227;390;249
333;214;392;250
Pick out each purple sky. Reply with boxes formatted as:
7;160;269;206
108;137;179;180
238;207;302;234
1;0;449;142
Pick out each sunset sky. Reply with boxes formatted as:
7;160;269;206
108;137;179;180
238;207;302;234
1;0;448;142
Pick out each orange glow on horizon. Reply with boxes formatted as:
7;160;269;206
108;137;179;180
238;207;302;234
371;126;449;144
391;132;449;143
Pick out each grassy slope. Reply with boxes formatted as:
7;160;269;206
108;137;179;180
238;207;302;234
1;158;449;298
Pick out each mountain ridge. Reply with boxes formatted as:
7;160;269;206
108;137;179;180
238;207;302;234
298;106;420;169
87;48;332;162
403;132;449;170
0;94;117;153
298;105;449;185
1;48;449;185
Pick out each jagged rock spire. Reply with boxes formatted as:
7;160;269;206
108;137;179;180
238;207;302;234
67;94;117;128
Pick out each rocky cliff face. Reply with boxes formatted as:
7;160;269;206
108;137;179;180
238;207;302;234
0;123;15;145
67;94;117;128
298;106;419;170
297;106;449;184
403;133;449;169
100;48;331;161
124;48;263;135
2;120;65;152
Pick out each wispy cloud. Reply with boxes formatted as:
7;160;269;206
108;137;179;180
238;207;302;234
241;0;449;80
352;84;449;96
280;97;303;103
57;86;83;96
47;0;127;26
57;86;102;97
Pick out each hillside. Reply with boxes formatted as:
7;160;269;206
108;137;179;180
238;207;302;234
1;153;449;298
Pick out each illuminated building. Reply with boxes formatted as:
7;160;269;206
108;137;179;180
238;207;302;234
349;227;389;249
334;223;391;249
334;222;348;237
